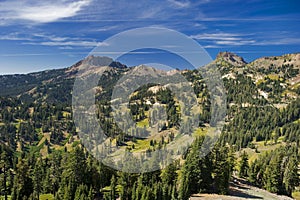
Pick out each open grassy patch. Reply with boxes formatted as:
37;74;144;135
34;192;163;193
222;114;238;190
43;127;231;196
0;195;11;200
102;185;122;193
290;82;300;90
38;133;51;146
40;194;54;200
256;78;266;85
62;111;70;118
192;127;207;137
128;138;151;152
136;117;149;128
293;118;300;124
293;191;300;200
28;141;45;155
242;140;285;164
267;74;280;80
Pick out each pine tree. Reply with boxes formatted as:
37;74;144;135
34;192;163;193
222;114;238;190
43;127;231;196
161;162;177;186
248;160;260;186
0;151;10;200
178;172;190;200
33;160;43;200
239;151;249;178
62;147;87;188
88;187;93;200
49;151;62;195
283;155;299;196
110;175;116;199
11;158;33;200
264;156;281;193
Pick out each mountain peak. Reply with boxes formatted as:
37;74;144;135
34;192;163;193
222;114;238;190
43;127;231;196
67;56;127;73
84;55;127;69
216;51;247;66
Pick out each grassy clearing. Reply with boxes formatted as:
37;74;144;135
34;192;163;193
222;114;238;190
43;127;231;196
129;138;150;152
136;118;149;128
0;195;11;200
293;191;300;200
38;133;50;146
28;142;45;155
242;140;285;164
192;127;207;137
136;111;150;128
256;78;266;85
290;82;300;90
293;118;300;124
267;74;280;80
127;127;208;153
102;185;122;193
40;194;54;200
62;111;70;118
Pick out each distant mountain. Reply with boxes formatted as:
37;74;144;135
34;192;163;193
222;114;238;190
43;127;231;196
215;51;247;67
0;52;299;104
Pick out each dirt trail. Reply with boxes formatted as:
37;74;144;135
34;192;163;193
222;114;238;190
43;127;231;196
190;177;294;200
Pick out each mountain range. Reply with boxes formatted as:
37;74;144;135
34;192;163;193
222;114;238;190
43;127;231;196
0;52;299;105
0;52;299;200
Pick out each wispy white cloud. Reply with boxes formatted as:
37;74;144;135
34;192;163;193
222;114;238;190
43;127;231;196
0;0;91;24
0;53;57;57
190;33;242;41
203;45;223;48
0;32;105;48
255;38;300;45
191;32;257;46
167;0;191;8
94;25;120;32
58;46;74;50
139;7;163;19
215;40;256;45
32;33;69;42
191;31;300;46
35;40;106;47
0;32;34;41
24;38;108;48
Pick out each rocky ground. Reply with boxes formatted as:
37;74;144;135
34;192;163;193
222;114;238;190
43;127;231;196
190;177;294;200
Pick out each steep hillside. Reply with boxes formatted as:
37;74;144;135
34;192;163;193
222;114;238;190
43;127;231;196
0;52;299;200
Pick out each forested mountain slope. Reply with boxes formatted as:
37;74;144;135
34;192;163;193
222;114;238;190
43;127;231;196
0;52;299;200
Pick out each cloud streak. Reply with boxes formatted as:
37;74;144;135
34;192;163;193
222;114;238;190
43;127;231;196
167;0;191;8
191;31;300;47
0;0;91;24
34;40;105;47
190;32;256;46
0;32;105;48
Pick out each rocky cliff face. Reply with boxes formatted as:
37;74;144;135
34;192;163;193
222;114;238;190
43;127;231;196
215;51;247;67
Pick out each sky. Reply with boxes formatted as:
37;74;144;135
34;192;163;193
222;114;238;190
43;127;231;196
0;0;299;74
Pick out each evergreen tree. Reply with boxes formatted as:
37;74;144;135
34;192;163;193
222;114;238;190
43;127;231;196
263;155;281;193
0;151;10;200
238;151;249;178
110;175;116;200
11;158;33;200
283;155;299;196
33;160;43;200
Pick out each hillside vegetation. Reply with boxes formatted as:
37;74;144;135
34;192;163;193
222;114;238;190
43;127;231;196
0;52;299;200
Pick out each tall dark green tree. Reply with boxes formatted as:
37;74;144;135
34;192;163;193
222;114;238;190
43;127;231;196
33;160;43;200
0;151;10;200
283;155;299;196
238;151;249;178
110;175;116;200
11;158;33;200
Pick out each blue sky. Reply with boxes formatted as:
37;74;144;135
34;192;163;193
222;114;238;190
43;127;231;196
0;0;299;74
